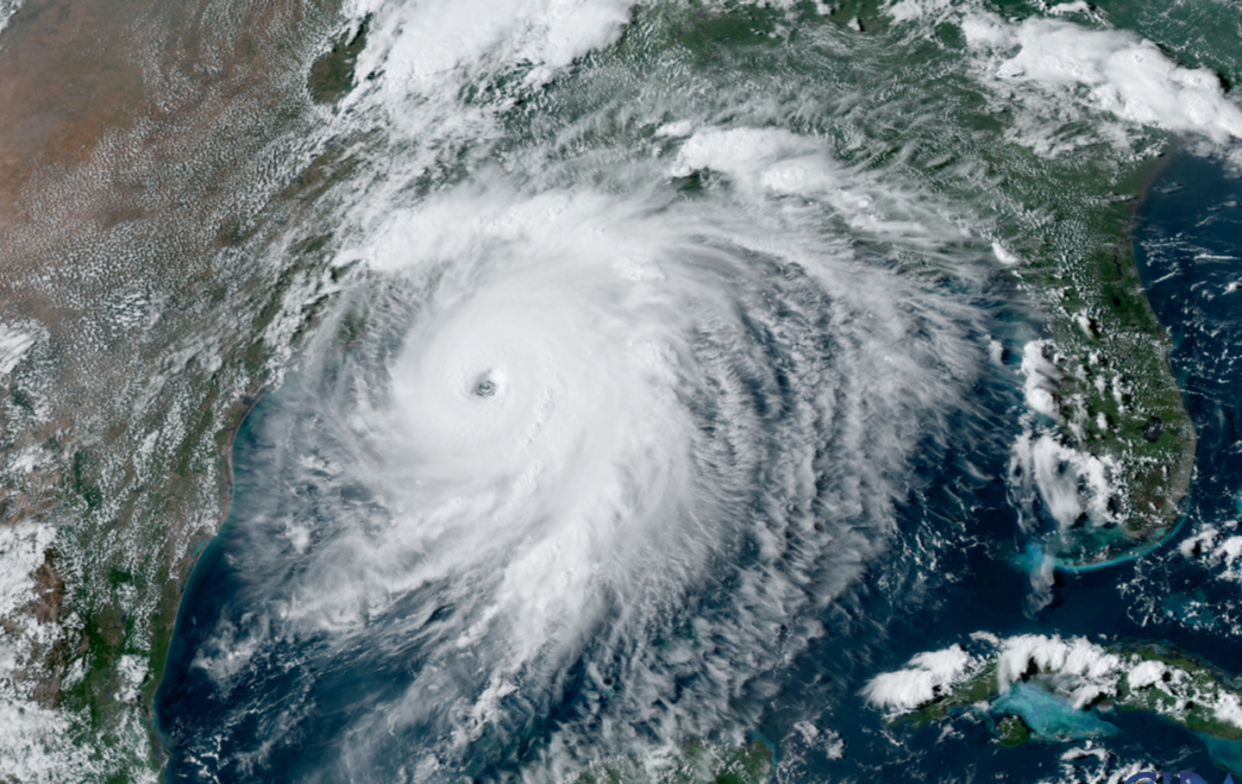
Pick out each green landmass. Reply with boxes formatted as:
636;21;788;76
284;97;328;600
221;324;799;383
1;0;1238;780
308;15;369;104
887;639;1242;749
569;0;1200;565
995;715;1031;747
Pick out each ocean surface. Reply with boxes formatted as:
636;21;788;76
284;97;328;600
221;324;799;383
134;2;1242;782
153;145;1242;784
6;0;1242;782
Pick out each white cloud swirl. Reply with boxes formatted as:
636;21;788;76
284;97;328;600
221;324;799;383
168;178;996;781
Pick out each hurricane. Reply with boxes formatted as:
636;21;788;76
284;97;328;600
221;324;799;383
8;0;1242;777
144;0;1231;780
155;139;1011;779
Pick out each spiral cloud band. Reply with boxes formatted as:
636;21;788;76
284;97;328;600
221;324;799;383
157;179;999;781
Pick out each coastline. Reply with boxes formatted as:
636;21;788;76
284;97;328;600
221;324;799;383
1054;137;1201;574
1030;136;1200;567
143;385;269;766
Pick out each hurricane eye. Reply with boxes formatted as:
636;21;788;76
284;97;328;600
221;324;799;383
472;375;497;398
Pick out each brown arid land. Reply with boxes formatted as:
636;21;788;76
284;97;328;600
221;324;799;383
0;0;351;777
0;0;1211;780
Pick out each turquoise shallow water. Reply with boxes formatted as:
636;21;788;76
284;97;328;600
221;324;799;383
149;0;1242;779
994;682;1118;740
155;144;1242;783
153;251;1035;781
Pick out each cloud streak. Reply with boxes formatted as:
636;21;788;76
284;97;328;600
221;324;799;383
164;177;995;781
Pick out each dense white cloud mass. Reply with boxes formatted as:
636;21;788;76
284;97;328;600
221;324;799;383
0;324;36;378
0;0;22;39
0;524;106;783
861;645;976;711
1177;524;1242;588
890;0;1242;148
181;176;991;779
345;0;633;87
152;0;1241;778
973;17;1242;142
865;633;1242;742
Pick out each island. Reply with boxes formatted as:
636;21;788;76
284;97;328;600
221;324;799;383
0;0;1225;780
866;634;1242;772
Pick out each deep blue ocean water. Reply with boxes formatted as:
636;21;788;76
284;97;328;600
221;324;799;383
154;147;1242;783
